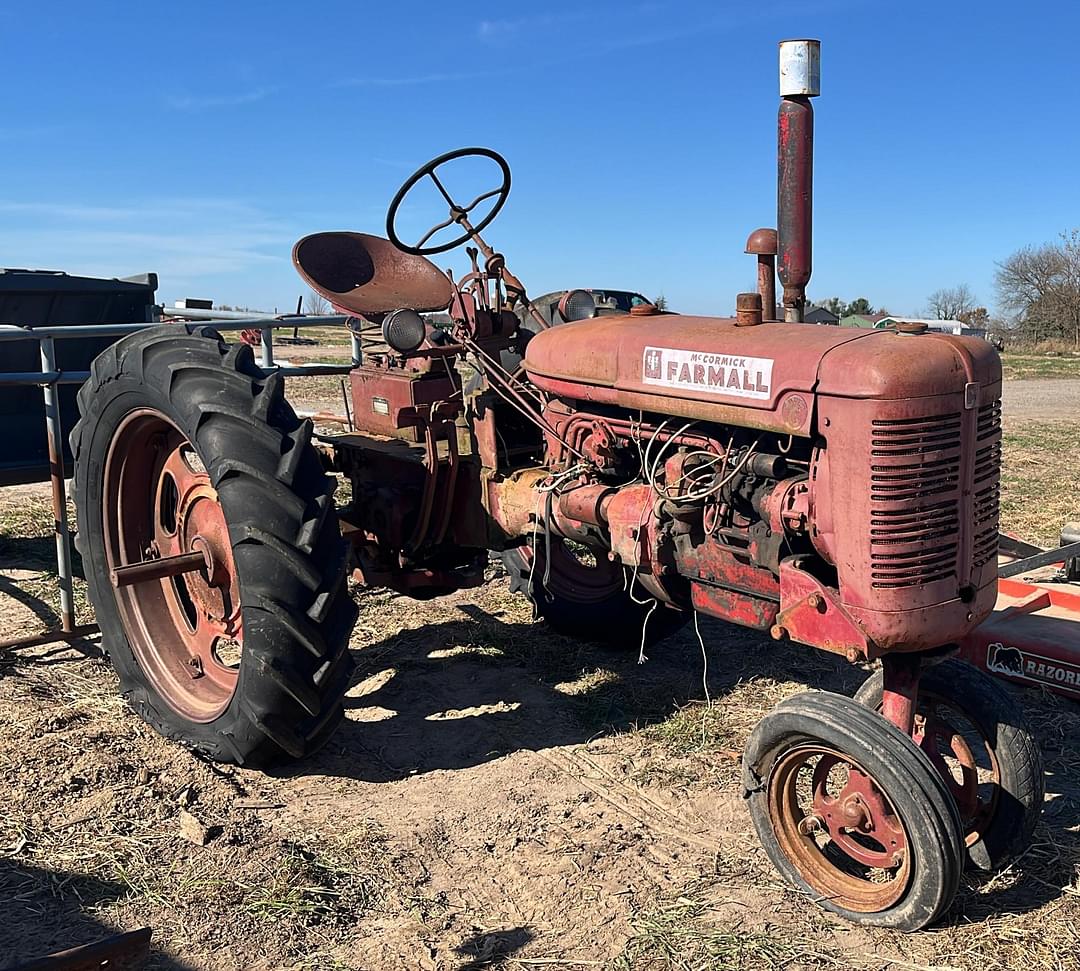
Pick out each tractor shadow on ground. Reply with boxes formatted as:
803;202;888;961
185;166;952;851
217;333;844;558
0;858;191;970
305;603;864;784
296;600;1080;922
0;531;86;633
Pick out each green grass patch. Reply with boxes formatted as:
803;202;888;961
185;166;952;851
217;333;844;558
1001;352;1080;380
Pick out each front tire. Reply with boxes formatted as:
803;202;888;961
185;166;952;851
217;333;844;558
743;691;964;930
71;326;356;766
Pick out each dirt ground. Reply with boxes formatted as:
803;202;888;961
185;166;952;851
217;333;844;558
1002;378;1080;423
1;364;1079;970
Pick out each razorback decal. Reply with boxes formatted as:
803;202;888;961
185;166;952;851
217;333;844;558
987;641;1080;697
642;346;774;400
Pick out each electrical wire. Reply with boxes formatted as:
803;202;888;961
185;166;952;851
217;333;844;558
693;609;712;747
459;335;587;460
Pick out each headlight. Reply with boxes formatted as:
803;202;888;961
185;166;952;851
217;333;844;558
557;289;596;322
381;308;426;353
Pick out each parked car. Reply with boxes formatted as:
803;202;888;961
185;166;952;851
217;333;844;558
523;288;656;330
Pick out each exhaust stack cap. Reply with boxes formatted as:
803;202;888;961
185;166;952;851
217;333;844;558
779;39;820;97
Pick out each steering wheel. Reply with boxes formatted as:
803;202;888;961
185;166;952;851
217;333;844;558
386;147;511;256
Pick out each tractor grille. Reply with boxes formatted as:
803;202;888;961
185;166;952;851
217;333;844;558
972;399;1002;569
868;413;963;589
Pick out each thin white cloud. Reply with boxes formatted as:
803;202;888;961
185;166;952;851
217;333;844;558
477;10;591;41
331;72;487;88
166;88;275;111
0;198;294;288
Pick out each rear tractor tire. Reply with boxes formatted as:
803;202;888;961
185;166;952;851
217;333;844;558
71;326;357;766
743;690;965;931
502;537;687;650
855;658;1044;871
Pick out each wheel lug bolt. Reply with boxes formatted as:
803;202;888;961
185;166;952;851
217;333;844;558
798;814;824;835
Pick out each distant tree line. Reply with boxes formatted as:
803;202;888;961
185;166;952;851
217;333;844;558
813;296;887;318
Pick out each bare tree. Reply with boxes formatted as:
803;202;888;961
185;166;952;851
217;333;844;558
957;306;990;329
995;231;1080;347
303;290;331;316
925;284;976;321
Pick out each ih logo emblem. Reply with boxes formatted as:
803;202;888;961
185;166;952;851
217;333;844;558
644;348;664;380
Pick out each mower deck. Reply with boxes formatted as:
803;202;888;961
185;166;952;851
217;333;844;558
961;551;1080;702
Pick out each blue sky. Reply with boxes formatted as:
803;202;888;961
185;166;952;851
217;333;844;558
2;0;1078;317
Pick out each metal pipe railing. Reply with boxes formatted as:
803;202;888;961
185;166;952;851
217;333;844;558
38;335;77;633
0;313;358;652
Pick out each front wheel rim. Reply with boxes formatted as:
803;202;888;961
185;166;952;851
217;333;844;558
102;408;242;722
767;743;912;913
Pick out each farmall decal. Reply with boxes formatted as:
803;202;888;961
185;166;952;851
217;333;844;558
986;641;1080;697
642;346;774;400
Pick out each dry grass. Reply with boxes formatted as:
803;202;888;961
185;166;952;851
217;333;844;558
1000;421;1080;547
0;369;1078;969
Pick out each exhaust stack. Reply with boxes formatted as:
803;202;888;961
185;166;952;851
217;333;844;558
777;39;820;323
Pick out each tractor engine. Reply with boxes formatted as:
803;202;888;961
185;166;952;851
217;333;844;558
506;310;1002;660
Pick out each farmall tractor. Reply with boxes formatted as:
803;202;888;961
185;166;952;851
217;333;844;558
70;41;1043;931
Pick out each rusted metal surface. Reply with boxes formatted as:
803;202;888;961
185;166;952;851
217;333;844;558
773;559;873;658
0;624;100;651
865;681;999;844
523;312;877;435
767;744;909;913
735;292;764;326
348;366;459;443
293;231;454;315
777;94;813;321
103;410;241;723
485;467;550;540
10;927;152;971
690;581;777;629
744;227;778;255
110;549;208;588
556;482;616;528
880;653;921;736
745;227;778;320
913;696;989;838
811;368;1001;653
679;541;780;630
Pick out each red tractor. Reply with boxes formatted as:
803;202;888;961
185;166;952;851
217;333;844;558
70;40;1042;930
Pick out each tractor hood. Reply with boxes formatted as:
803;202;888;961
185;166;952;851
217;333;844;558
523;315;1000;436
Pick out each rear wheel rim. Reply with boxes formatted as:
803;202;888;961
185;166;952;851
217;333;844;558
103;408;242;722
519;537;624;603
767;743;912;913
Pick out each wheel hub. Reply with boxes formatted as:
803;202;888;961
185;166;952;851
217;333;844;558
103;409;243;722
769;745;911;912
